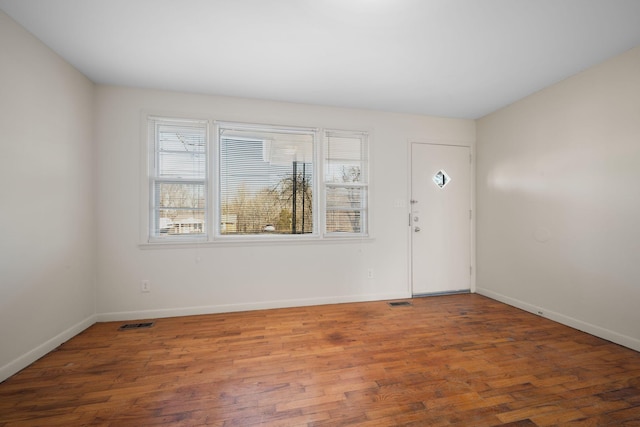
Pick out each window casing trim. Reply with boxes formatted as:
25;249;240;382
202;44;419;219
214;121;320;239
322;129;369;238
143;116;371;245
147;117;210;242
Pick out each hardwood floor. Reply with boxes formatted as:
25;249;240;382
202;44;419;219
1;294;639;426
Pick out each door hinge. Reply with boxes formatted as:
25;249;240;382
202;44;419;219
470;266;473;275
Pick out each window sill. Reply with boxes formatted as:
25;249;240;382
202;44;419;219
139;235;374;250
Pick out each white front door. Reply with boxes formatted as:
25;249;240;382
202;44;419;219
411;143;471;295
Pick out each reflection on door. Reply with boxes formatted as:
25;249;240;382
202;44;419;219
411;143;471;295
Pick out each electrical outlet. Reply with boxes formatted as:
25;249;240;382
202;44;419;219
367;269;374;279
141;280;151;293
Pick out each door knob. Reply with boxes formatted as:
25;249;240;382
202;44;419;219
414;226;421;232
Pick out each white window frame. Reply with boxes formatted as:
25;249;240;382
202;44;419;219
323;129;369;238
147;116;210;243
142;116;370;246
214;121;320;241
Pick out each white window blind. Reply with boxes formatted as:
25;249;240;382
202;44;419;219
150;118;208;239
218;125;316;236
324;130;368;235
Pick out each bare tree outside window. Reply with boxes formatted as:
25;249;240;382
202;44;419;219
219;127;314;236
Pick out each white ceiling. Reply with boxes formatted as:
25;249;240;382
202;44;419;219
2;0;640;119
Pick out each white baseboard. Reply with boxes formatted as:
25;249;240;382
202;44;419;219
477;287;640;353
0;314;97;383
6;290;634;384
97;292;412;322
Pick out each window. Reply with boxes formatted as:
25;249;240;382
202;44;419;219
149;118;208;240
218;124;316;236
324;130;368;236
433;169;451;189
146;117;368;243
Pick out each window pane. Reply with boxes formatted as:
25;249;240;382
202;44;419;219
326;135;362;160
157;209;205;235
158;151;206;178
156;182;205;209
325;135;365;183
325;162;363;183
157;124;206;178
326;211;363;233
326;186;365;209
150;119;208;240
158;124;206;153
324;131;368;235
219;127;314;235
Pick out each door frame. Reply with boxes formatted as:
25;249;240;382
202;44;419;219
407;140;476;296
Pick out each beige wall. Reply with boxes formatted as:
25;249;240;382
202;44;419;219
477;46;640;351
2;3;638;383
0;10;96;380
94;86;475;319
0;8;474;380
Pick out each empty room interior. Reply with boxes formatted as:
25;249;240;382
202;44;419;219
1;0;640;425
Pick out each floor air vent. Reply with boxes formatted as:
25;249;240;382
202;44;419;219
118;322;155;331
388;301;412;307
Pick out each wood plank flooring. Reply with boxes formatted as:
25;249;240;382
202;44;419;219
1;294;639;426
